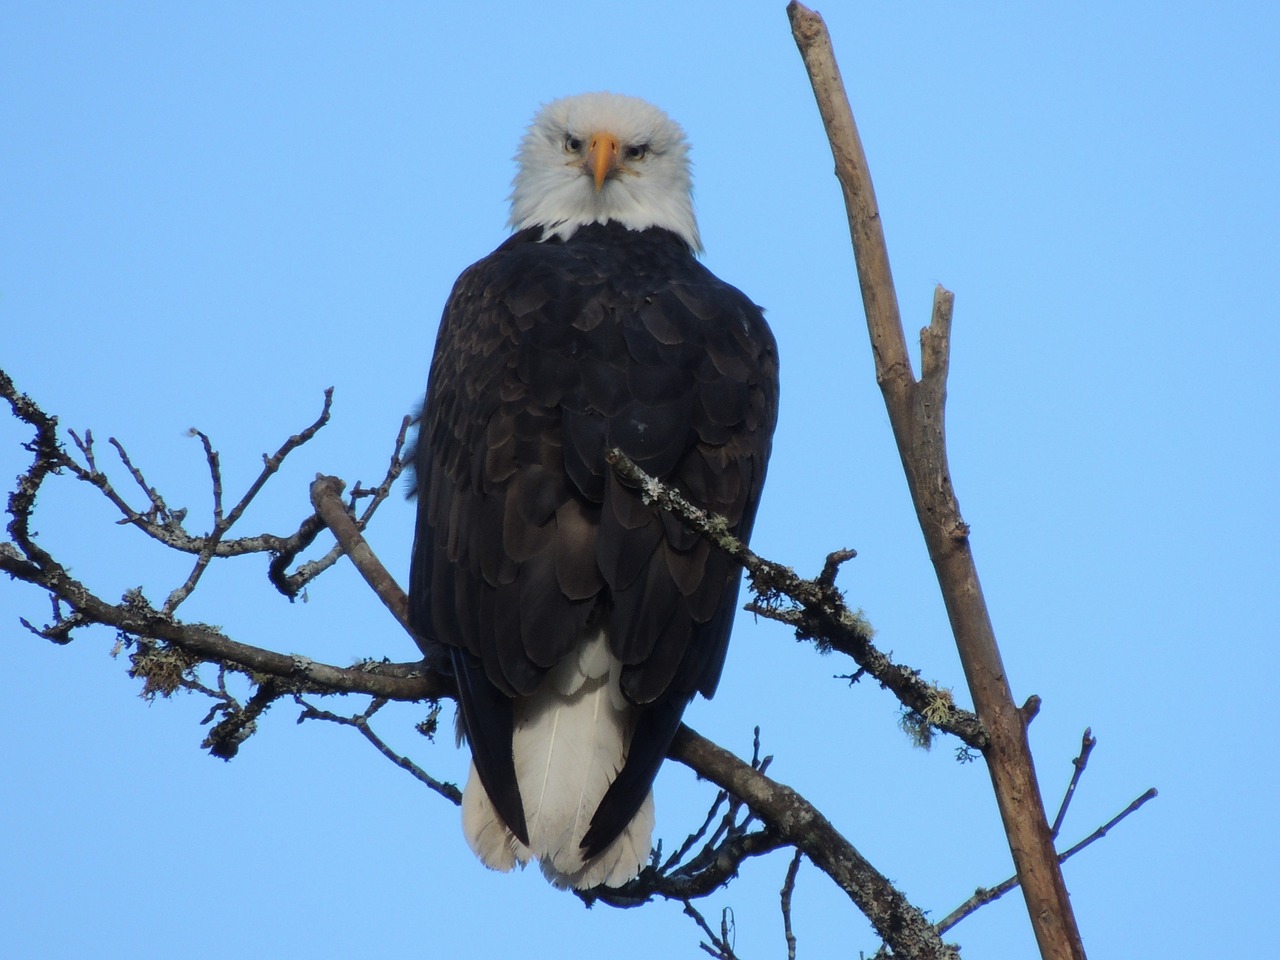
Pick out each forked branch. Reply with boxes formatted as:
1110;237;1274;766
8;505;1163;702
787;4;1086;957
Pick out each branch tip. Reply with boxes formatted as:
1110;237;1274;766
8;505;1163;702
1020;695;1042;725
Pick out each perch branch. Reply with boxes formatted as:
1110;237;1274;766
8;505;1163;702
607;448;986;751
670;725;958;959
585;727;786;910
787;4;1085;958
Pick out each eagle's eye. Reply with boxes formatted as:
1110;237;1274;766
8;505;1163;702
564;135;583;154
625;143;648;161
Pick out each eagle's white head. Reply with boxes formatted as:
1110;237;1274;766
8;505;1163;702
509;92;701;252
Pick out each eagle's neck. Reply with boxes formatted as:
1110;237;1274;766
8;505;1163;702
509;177;700;253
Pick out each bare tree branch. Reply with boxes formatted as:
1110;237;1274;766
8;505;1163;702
270;413;412;600
2;356;1161;957
607;448;987;752
310;475;411;630
5;368;962;959
296;696;461;805
585;728;786;910
670;726;959;960
935;787;1158;935
683;902;740;960
64;393;336;560
786;4;1086;957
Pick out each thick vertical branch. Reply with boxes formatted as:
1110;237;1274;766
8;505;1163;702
786;5;1087;959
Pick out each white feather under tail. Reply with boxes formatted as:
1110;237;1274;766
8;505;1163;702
460;761;530;872
458;632;654;889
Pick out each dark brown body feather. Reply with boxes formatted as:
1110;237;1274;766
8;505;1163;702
410;221;778;858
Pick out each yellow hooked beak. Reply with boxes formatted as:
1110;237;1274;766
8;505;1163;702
588;131;620;193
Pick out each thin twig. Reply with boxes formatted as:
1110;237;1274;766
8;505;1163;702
682;901;739;960
296;697;461;804
781;850;803;960
190;428;224;522
67;428;96;473
48;389;343;570
225;388;334;531
165;392;335;612
1057;788;1157;861
1051;728;1097;838
163;428;226;615
935;787;1158;934
108;436;170;519
661;787;732;872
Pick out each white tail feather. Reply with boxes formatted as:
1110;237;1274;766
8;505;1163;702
458;632;653;889
461;761;530;872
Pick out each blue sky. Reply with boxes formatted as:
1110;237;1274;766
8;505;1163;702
2;2;1276;956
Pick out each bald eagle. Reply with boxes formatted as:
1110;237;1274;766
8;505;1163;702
409;92;778;889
